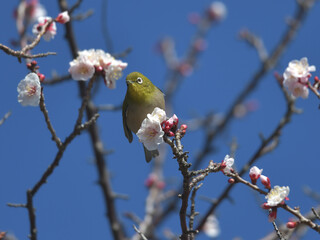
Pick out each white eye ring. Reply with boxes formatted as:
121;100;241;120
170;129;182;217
137;77;143;84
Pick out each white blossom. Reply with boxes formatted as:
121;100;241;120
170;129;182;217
17;73;41;106
221;155;234;174
136;116;164;151
69;49;128;88
68;55;95;81
283;57;315;99
266;185;290;207
147;107;166;123
32;16;56;41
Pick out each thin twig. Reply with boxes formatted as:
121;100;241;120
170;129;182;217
0;43;56;60
39;92;62;148
0;111;11;126
42;74;71;85
133;225;148;240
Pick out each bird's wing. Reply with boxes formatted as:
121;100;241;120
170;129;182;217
122;96;133;143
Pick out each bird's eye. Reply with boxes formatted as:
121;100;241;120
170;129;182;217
137;77;143;84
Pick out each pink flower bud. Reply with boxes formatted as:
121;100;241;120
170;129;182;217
37;73;45;82
56;11;70;24
228;178;235;184
260;175;271;189
249;166;263;185
286;221;297;229
167;131;175;137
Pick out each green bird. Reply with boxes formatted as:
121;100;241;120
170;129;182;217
122;72;165;162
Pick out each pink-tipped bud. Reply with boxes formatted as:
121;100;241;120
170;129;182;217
268;208;277;222
37;73;45;82
260;175;271;190
249;166;263;185
261;203;271;210
180;124;188;131
31;60;37;66
56;11;70;24
315;76;319;82
286;221;297;229
26;63;32;69
228;178;235;184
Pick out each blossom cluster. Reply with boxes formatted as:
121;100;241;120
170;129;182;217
137;108;186;151
32;11;70;41
283;57;316;99
249;166;290;222
68;49;128;89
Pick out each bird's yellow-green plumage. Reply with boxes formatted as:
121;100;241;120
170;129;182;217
122;72;165;162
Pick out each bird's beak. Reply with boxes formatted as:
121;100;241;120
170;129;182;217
126;80;133;86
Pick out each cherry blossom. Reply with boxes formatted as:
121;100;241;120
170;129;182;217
17;73;41;106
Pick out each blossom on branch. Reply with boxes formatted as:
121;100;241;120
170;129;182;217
32;16;56;41
283;57;316;98
68;49;128;88
55;11;70;24
137;116;164;151
203;214;220;238
17;72;41;106
69;55;95;81
260;174;271;189
137;108;167;151
265;185;290;207
249;166;263;184
221;155;234;174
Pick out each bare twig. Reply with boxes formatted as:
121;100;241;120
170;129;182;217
239;28;269;62
133;225;148;240
39;92;62;148
0;111;11;126
42;74;71;85
0;43;56;60
271;220;285;240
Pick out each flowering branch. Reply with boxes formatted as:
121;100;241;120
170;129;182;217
226;172;320;235
196;78;298;232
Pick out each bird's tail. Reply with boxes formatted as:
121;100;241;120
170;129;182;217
143;145;159;163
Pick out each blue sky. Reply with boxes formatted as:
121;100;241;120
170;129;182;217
1;0;320;239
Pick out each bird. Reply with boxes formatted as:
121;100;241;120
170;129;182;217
122;72;165;162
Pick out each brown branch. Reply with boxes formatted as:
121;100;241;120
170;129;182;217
58;0;126;239
0;43;56;60
42;74;71;85
39;92;62;148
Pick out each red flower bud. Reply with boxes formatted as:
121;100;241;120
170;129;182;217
286;221;297;229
